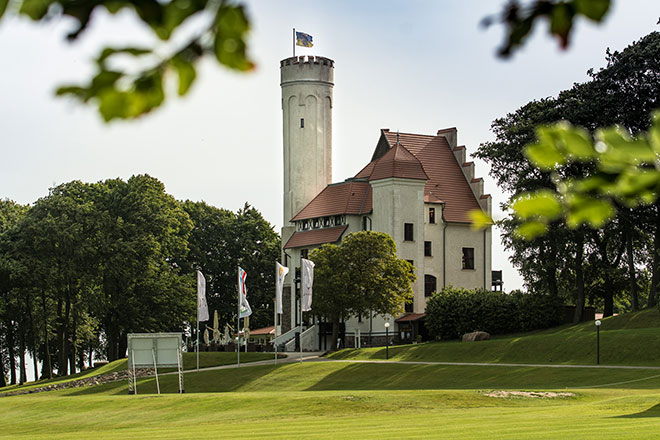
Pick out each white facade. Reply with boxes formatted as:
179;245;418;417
277;55;493;349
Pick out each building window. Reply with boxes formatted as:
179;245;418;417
362;216;371;231
404;223;414;241
323;217;330;227
429;207;435;224
334;215;343;226
424;241;432;257
301;220;309;230
405;302;413;313
462;247;475;270
301;249;309;259
313;218;320;229
406;260;414;272
300;118;304;128
424;275;437;297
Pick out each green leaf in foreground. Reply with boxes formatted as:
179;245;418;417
566;194;615;228
0;0;9;19
511;190;561;221
515;220;548;240
525;126;566;170
574;0;611;21
213;4;254;72
469;209;494;230
171;57;197;96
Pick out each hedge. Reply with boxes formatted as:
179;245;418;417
424;287;564;340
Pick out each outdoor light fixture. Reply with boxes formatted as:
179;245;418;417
384;321;391;360
595;320;602;365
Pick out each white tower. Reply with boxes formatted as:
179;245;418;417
280;55;334;238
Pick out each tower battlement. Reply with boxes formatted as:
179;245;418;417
281;56;334;85
280;56;334;67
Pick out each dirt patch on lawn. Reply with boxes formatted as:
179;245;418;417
484;391;575;399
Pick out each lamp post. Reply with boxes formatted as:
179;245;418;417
384;321;390;360
595;319;601;365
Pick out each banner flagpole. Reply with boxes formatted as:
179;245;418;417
293;28;295;57
237;268;241;368
196;319;199;371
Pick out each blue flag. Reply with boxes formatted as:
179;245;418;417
296;31;313;48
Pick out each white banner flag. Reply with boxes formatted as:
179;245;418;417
197;270;209;322
276;262;289;314
301;258;315;312
238;267;252;318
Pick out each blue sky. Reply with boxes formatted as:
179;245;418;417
1;0;659;291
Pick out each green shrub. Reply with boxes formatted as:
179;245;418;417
425;287;563;340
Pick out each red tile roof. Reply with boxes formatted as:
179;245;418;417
377;130;482;223
395;313;425;322
290;129;483;224
250;326;275;335
368;142;428;181
291;180;372;221
284;225;348;249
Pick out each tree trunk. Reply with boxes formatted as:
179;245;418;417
547;238;559;297
603;273;614;317
649;205;660;307
18;325;27;385
0;351;6;387
573;235;585;324
26;292;39;383
56;296;65;376
69;305;77;376
118;331;128;359
626;231;638;312
6;319;17;385
330;319;339;351
41;289;52;379
62;289;71;375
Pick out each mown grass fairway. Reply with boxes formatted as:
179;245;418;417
0;351;276;394
3;310;660;438
2;362;660;439
329;308;660;366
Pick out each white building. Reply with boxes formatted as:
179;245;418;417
275;55;492;351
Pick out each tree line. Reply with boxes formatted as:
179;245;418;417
475;31;660;320
0;175;279;386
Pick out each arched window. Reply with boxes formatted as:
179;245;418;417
424;275;437;297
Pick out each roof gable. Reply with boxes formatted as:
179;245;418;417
369;142;429;181
371;130;482;223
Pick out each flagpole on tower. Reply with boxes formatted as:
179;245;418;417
293;28;295;57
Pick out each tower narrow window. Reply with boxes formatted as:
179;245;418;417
404;223;414;241
429;207;436;224
424;275;437;297
424;241;432;257
300;118;304;128
462;247;475;270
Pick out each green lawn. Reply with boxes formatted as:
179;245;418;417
2;362;660;439
328;308;660;366
0;351;277;394
4;310;660;438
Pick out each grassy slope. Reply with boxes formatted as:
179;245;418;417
4;311;660;438
2;363;660;439
0;351;277;394
328;308;660;366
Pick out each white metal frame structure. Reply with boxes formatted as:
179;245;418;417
127;333;184;395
